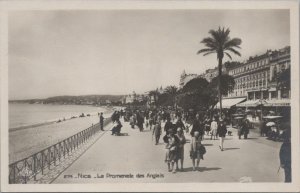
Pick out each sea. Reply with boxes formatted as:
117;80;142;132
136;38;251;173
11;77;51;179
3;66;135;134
9;103;112;130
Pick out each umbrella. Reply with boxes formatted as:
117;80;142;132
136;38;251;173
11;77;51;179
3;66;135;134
266;122;276;126
234;116;244;119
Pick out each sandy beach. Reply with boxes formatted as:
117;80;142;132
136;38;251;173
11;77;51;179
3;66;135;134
9;113;113;164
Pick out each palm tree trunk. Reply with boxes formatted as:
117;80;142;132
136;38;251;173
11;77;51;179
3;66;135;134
218;57;223;117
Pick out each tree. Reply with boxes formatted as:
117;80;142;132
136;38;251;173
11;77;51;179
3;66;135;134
164;85;178;108
277;67;290;90
164;85;178;95
148;90;159;106
197;27;242;115
182;77;209;94
210;74;235;96
177;77;214;111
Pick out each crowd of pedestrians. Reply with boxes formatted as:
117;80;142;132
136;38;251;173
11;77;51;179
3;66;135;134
119;108;234;173
98;107;291;182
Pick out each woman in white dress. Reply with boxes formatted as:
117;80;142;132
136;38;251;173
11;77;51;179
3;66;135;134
210;117;218;140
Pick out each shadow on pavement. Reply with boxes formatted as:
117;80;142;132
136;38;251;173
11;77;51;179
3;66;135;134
202;144;213;146
223;147;240;151
141;130;152;133
116;133;129;136
181;167;221;172
199;167;222;172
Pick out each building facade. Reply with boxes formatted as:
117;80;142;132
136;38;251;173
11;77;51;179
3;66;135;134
179;70;199;88
226;46;290;107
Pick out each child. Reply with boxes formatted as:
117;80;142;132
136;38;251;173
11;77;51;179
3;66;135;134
163;129;179;173
152;121;162;145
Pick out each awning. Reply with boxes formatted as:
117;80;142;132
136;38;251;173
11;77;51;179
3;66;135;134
237;99;290;107
236;100;260;107
215;97;246;109
264;99;290;107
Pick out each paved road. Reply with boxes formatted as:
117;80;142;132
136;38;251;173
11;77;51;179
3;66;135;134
53;120;284;183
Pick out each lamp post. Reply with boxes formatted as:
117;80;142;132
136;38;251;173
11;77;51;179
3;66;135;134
259;87;263;121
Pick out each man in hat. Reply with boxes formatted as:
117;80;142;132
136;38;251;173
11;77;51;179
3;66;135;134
279;129;291;182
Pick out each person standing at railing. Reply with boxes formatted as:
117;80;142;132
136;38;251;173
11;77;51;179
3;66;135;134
99;112;104;131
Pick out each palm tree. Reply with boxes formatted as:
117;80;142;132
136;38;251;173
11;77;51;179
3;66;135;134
197;27;242;115
164;85;178;108
164;85;178;95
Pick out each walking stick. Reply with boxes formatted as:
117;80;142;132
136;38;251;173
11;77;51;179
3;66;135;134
277;166;281;174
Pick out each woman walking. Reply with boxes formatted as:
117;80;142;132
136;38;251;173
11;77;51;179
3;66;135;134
190;131;202;171
210;117;218;140
176;128;186;171
217;120;227;151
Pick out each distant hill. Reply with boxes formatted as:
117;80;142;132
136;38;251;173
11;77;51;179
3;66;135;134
9;95;125;106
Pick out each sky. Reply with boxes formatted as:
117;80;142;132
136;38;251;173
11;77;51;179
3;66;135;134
8;9;290;100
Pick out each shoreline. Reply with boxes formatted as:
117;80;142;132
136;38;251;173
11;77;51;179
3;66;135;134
9;104;118;133
9;111;115;163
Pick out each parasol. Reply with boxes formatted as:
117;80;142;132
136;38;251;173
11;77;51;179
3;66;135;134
266;122;276;126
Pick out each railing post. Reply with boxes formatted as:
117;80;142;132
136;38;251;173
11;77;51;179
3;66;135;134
24;161;27;184
41;152;44;175
63;140;66;158
48;148;51;170
53;146;56;166
58;143;61;161
33;155;37;181
12;164;16;184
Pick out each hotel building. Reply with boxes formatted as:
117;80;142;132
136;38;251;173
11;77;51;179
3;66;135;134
223;46;290;108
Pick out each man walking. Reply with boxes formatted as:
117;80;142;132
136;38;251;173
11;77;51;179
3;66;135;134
99;112;104;131
152;120;162;145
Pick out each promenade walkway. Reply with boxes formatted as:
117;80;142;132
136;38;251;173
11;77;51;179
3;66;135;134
53;120;284;183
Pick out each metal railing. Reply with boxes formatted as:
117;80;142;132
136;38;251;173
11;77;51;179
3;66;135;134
9;118;111;184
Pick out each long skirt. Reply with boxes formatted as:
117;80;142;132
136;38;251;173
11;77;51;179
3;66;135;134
177;147;184;160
